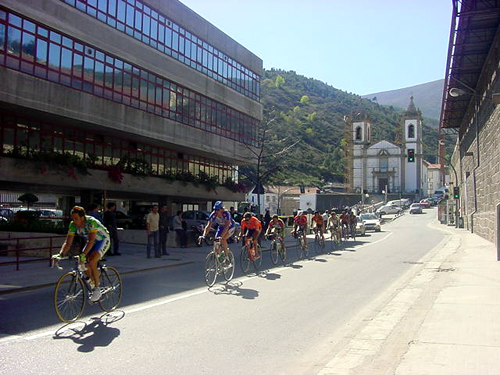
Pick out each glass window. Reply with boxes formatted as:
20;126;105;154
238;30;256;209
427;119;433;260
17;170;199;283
61;47;72;74
172;31;178;51
134;9;142;30
117;0;126;21
142;13;150;35
131;76;139;98
73;52;83;77
158;24;165;43
95;61;104;86
108;0;117;16
35;39;47;65
23;20;36;33
83;56;94;81
150;19;157;40
7;26;21;56
126;4;134;26
49;31;61;44
48;43;60;69
123;71;131;95
8;14;22;27
0;24;5;51
21;31;35;62
105;65;114;88
165;26;172;48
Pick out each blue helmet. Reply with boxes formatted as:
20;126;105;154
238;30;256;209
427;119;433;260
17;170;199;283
213;201;223;210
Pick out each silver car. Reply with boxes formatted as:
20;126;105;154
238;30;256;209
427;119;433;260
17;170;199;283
409;203;423;214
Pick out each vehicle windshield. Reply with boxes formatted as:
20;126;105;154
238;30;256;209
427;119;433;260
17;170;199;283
411;204;420;207
360;214;377;220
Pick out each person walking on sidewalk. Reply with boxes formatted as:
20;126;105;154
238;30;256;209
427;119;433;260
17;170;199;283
146;205;160;258
159;205;170;256
103;202;121;256
173;210;187;248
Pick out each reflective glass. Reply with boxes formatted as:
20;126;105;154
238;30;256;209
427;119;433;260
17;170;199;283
0;24;5;51
35;39;47;64
61;47;72;74
150;19;157;39
134;9;142;30
94;61;104;85
8;14;22;27
49;31;62;44
83;56;94;81
48;43;61;68
88;0;97;7
117;0;126;21
21;32;36;62
73;52;83;77
108;0;117;16
105;65;113;88
126;4;134;26
142;13;150;35
122;71;131;94
7;26;21;56
23;20;36;33
98;0;107;12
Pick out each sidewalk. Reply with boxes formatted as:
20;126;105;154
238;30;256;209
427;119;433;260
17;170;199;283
319;221;500;375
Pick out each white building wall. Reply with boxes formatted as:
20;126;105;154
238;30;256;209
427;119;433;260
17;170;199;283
300;194;317;212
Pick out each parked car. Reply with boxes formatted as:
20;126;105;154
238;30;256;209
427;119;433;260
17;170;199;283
427;196;438;206
419;199;431;209
355;220;366;236
409;203;423;214
376;204;401;215
115;211;134;229
0;208;14;221
359;213;381;232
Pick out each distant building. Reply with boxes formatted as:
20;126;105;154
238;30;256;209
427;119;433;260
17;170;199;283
351;97;428;199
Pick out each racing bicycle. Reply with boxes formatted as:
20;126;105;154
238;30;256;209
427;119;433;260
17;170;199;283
240;235;262;274
52;256;122;323
203;237;235;287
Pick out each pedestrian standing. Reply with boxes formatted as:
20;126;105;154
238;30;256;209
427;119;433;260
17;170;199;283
173;210;187;248
103;202;121;255
87;203;102;223
146;205;160;258
159;205;170;256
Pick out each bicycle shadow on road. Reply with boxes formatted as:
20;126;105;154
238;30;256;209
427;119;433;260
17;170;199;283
210;281;259;300
53;313;123;352
258;270;282;281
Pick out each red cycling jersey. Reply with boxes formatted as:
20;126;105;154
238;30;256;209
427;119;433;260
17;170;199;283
240;216;262;231
294;215;307;226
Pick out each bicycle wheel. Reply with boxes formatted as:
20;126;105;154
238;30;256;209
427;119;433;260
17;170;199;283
253;245;262;271
204;252;218;287
314;235;322;255
99;266;123;312
270;240;279;265
302;236;309;258
223;251;235;281
54;272;85;323
240;246;251;274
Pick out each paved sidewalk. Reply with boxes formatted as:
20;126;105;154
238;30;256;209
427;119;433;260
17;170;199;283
319;221;500;375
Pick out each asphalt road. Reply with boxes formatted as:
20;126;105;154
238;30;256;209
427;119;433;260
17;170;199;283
0;209;444;375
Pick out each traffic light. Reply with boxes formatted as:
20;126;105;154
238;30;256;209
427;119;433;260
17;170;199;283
407;149;415;162
453;186;460;199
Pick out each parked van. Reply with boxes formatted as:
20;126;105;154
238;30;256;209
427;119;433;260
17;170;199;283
433;186;449;200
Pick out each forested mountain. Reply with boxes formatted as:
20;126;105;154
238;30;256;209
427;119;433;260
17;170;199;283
239;69;443;188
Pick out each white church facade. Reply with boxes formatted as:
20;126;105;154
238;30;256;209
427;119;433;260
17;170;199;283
352;97;427;198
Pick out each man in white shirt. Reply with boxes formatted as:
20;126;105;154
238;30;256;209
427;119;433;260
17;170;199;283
146;205;160;258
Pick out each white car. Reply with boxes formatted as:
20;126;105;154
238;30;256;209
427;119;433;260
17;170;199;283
376;204;401;215
355;220;366;236
409;203;423;214
359;213;381;232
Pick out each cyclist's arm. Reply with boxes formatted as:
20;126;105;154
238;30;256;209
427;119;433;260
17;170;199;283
59;233;75;256
202;220;213;236
81;231;97;256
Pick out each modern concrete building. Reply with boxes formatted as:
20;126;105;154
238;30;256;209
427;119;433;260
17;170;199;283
440;0;500;243
0;0;262;213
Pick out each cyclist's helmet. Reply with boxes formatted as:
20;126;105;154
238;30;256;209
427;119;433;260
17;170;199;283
213;201;223;210
243;212;252;219
272;214;279;219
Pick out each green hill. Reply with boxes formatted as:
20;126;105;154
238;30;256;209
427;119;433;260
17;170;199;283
239;69;445;188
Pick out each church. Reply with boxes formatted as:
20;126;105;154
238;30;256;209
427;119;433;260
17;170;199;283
351;97;428;199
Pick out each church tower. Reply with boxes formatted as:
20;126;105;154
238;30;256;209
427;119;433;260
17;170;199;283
352;117;371;194
402;96;423;196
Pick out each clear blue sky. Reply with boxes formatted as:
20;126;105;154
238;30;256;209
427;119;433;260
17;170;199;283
180;0;452;96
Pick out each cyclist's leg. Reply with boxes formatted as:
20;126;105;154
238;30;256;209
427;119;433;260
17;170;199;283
87;237;109;287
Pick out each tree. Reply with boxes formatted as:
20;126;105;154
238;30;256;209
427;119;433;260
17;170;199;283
18;193;39;210
238;113;300;213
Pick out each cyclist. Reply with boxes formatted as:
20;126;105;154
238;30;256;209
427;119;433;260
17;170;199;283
239;212;262;260
340;210;350;239
54;206;110;302
327;211;341;242
292;210;308;248
349;211;358;238
265;214;286;253
311;211;325;241
201;201;236;261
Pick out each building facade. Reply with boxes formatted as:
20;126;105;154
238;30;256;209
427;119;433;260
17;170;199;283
0;0;262;212
440;0;500;244
351;97;427;198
